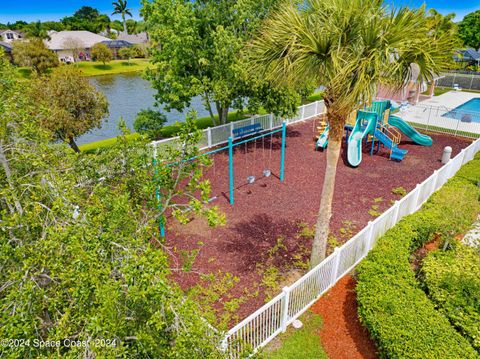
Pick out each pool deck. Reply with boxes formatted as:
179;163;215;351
399;91;480;137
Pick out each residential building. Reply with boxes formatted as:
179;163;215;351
0;41;13;61
117;31;149;45
101;40;133;58
45;30;111;63
0;29;23;43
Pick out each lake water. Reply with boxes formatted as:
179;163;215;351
77;73;210;144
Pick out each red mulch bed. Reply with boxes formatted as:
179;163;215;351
164;119;472;323
310;275;378;359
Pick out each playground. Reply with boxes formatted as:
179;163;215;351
163;103;473;324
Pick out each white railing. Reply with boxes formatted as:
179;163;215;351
223;137;480;357
151;101;325;156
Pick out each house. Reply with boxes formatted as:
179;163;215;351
117;31;149;45
0;29;23;43
101;40;133;58
45;30;111;63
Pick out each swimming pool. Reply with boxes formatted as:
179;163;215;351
442;98;480;123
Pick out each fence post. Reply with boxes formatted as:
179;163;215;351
281;287;290;333
432;169;440;191
426;106;432;132
228;137;234;205
301;105;306;120
269;113;274;130
315;101;319;115
207;127;212;148
366;222;374;251
230;122;234;138
393;201;400;223
330;247;342;284
413;184;421;211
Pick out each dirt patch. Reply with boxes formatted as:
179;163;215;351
310;275;378;359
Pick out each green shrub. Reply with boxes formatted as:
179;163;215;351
356;154;480;358
422;244;480;351
133;108;167;139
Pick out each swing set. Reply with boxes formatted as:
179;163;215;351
155;121;288;236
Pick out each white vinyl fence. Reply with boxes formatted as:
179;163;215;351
222;137;480;357
398;103;480;139
151;101;325;156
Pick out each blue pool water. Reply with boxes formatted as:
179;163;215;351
442;98;480;123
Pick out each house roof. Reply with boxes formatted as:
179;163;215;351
0;29;22;36
456;48;480;62
0;41;12;52
101;40;133;48
45;31;111;50
117;32;149;44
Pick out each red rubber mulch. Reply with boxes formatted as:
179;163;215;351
310;275;378;359
164;119;472;324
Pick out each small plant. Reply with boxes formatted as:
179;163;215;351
374;197;384;203
368;208;381;217
207;256;215;263
297;222;315;238
268;236;287;257
180;249;199;272
392;186;407;197
327;234;340;255
261;266;281;301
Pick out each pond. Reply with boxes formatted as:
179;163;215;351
77;73;210;144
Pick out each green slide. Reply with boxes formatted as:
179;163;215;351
347;110;378;167
389;115;433;146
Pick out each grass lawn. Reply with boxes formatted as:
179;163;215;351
74;58;151;77
78;133;142;153
263;312;328;359
15;58;151;79
422;86;451;97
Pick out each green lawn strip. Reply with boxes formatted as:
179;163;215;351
262;311;328;359
73;58;151;77
78;133;141;152
15;59;151;79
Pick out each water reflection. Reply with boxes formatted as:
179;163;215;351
77;72;210;144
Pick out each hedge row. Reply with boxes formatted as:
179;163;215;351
423;244;480;351
356;152;480;359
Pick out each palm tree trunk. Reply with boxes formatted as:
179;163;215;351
123;14;127;33
310;108;345;268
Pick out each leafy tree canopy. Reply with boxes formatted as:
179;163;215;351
91;43;113;65
12;38;59;73
142;0;304;125
31;66;109;152
459;10;480;49
0;56;227;358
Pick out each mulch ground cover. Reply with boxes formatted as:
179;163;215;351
163;118;472;326
310;275;378;359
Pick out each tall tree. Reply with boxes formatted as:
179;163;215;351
459;10;480;49
112;0;133;33
142;0;301;126
12;38;59;74
0;56;227;358
248;0;454;267
91;43;113;66
62;6;111;33
31;66;109;152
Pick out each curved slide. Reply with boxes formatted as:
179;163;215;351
389;115;433;146
316;124;329;149
347;111;378;167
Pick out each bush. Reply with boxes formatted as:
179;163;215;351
356;154;480;358
133;109;167;140
422;244;480;351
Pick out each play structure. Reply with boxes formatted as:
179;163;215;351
157;121;287;236
315;100;433;167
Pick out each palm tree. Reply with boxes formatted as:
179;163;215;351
248;0;454;267
112;0;133;34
